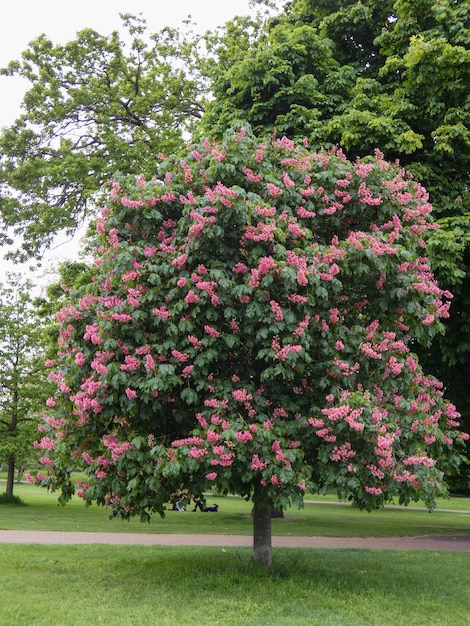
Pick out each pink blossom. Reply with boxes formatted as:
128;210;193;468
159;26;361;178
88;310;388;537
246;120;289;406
171;254;188;268
236;430;253;442
294;315;311;338
242;167;263;183
112;313;132;322
34;437;56;450
152;306;171;320
288;222;306;237
274;344;302;361
204;325;221;338
172;436;204;447
185;291;201;304
288;293;308;304
189;447;207;459
121;355;140;371
232;389;253;403
251;454;267;471
121;270;141;282
196;413;208;427
182;365;194;378
82;452;94;464
330;442;356;462
206;472;217;481
232;262;248;274
230;319;240;333
267;183;283;197
269;300;284;322
282;172;295;188
125;388;137;400
188;335;202;349
207;429;221;444
355;163;375;178
403;456;436;468
75;352;86;366
145;354;156;372
172;350;189;362
422;313;435;326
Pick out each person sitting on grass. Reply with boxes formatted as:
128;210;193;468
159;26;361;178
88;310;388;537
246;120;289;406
203;503;218;512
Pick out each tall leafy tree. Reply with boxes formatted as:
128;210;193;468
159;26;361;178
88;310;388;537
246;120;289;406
0;14;207;260
203;0;470;429
30;128;467;566
0;275;52;498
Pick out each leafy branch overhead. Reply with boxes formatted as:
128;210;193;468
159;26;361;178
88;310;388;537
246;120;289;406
0;14;208;260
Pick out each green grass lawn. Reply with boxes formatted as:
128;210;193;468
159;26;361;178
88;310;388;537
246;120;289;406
0;480;469;537
1;480;470;625
1;544;469;626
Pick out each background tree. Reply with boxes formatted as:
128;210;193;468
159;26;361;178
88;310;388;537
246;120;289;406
0;13;207;260
0;275;52;498
31;128;467;566
202;0;470;443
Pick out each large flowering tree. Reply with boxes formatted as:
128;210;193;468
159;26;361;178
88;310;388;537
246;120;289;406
32;128;468;566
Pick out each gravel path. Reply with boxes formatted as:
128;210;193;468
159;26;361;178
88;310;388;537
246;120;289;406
1;530;469;551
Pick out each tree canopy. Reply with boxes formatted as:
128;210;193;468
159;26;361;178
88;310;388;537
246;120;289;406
205;0;470;230
0;274;52;497
0;14;207;260
30;128;468;565
202;0;470;427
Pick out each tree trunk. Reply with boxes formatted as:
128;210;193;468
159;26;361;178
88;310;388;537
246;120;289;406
5;453;15;498
252;501;273;567
250;506;284;519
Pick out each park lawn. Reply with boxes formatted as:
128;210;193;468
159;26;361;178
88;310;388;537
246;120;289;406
0;543;469;626
0;480;469;538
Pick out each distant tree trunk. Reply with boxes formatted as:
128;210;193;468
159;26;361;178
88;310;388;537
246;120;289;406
252;501;273;567
5;453;15;498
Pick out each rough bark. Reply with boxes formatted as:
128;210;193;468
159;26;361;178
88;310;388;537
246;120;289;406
5;454;15;498
252;502;273;567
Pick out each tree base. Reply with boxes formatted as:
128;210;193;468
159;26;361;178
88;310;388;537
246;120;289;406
252;502;273;567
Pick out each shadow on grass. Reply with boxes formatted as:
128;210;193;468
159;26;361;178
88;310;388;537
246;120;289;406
1;544;469;625
0;493;26;506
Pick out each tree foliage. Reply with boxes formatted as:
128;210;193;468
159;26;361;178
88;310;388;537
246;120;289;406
30;128;468;565
202;0;470;429
0;14;207;260
0;275;52;497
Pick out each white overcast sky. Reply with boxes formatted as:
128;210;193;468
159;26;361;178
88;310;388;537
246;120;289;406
0;0;256;280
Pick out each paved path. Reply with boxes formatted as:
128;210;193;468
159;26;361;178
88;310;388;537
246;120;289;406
1;530;469;551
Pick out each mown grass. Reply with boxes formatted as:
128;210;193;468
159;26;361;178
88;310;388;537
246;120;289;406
1;480;470;625
1;544;469;625
1;480;469;538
